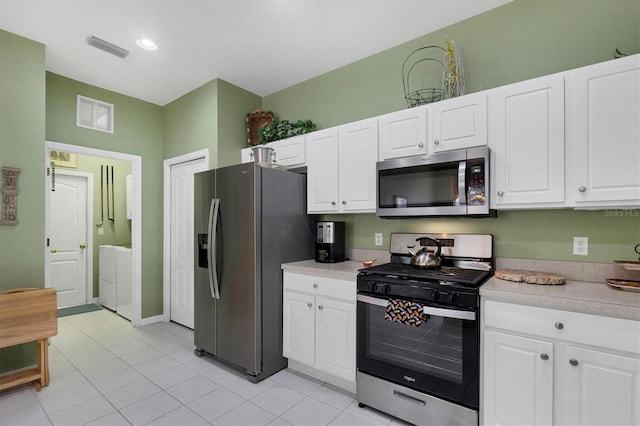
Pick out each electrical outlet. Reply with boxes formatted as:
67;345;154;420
573;236;588;256
98;227;104;236
375;233;383;246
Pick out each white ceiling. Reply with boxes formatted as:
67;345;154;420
0;0;511;106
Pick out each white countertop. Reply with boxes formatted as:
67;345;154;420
480;277;640;321
282;259;363;281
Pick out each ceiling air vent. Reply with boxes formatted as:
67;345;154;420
86;36;129;59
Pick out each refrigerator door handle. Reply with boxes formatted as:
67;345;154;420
208;198;221;299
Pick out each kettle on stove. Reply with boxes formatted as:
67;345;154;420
408;237;442;268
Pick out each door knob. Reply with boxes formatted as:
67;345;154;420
578;186;587;193
418;143;424;148
569;359;579;366
540;353;549;360
307;302;312;308
50;249;57;254
318;305;323;310
555;322;564;329
80;244;86;249
434;139;440;145
497;190;504;197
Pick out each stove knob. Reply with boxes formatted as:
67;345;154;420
449;293;460;304
382;284;391;295
369;282;378;293
432;289;440;302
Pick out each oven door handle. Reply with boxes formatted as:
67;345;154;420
357;294;476;321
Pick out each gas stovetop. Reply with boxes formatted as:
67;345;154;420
359;263;491;288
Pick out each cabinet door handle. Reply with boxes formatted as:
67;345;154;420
80;244;86;249
418;142;424;148
578;186;587;193
313;283;318;289
555;322;564;330
307;302;312;308
342;200;347;205
569;359;579;366
540;353;549;360
497;190;504;197
50;249;57;254
318;305;323;310
434;139;440;145
331;201;336;206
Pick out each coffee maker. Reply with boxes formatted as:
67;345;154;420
315;221;345;263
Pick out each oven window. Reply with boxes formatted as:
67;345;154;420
365;304;464;383
378;162;460;208
357;297;479;408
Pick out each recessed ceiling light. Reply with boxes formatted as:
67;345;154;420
136;38;158;51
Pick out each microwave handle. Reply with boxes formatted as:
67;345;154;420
458;161;467;206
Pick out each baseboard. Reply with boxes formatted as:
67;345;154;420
287;360;356;394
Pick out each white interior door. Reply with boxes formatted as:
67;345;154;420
49;173;89;307
170;158;207;328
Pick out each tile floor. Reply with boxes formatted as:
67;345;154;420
0;309;405;426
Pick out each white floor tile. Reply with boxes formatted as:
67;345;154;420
148;364;199;389
187;388;245;422
211;401;276;426
85;410;131;426
0;388;48;426
47;395;114;426
120;347;164;366
310;384;356;411
279;397;341;426
329;411;377;426
108;339;153;358
146;406;208;426
166;375;220;404
133;354;181;377
76;356;130;380
119;391;181;426
103;378;161;409
250;383;306;416
280;370;324;395
90;367;145;393
223;375;275;399
37;382;100;415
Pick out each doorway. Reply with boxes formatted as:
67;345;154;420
45;141;143;325
163;150;209;328
49;171;92;307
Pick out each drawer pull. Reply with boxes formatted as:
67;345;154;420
540;353;549;361
569;359;579;366
555;322;564;330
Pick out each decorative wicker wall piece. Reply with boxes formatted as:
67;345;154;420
246;109;275;146
1;167;21;225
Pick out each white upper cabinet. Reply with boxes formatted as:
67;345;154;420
307;119;378;214
240;135;306;168
337;119;378;212
566;54;640;208
490;74;566;208
429;91;487;153
378;105;427;160
307;128;340;213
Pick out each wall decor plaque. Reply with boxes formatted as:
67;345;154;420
1;167;21;225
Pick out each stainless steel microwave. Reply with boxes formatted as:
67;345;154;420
377;147;491;217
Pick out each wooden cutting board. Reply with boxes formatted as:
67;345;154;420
495;269;566;285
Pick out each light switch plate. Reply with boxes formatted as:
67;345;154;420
375;233;383;246
98;227;104;236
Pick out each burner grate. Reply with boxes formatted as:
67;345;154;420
360;263;490;287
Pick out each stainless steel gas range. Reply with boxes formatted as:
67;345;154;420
356;233;493;426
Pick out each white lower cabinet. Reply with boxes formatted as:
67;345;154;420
283;271;356;391
482;300;640;425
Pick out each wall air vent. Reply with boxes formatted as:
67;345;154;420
86;36;129;59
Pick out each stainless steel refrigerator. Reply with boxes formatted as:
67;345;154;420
193;162;314;382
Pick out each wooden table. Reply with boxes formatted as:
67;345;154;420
0;288;58;391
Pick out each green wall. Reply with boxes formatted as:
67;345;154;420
46;73;164;318
0;29;45;375
163;78;261;167
263;0;640;263
54;155;132;296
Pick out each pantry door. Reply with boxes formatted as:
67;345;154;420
170;157;208;328
49;172;91;307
